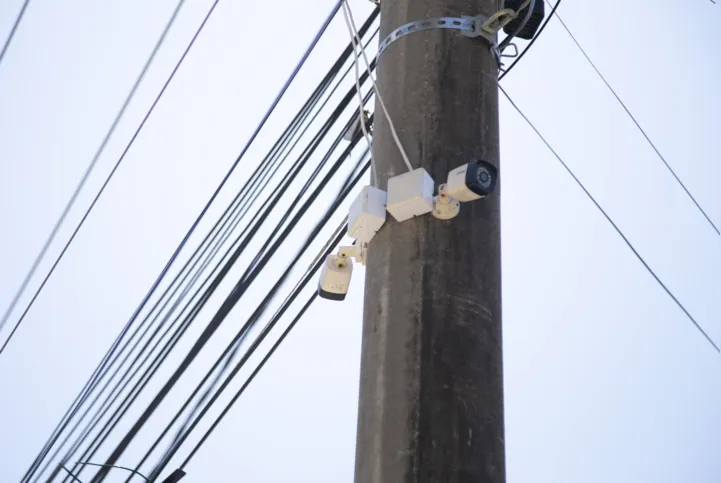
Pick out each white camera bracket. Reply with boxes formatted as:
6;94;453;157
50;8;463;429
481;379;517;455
432;184;461;220
338;244;367;266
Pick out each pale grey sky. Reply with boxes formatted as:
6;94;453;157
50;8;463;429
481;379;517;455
0;0;719;482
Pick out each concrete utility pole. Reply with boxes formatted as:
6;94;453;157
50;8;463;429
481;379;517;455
354;0;504;482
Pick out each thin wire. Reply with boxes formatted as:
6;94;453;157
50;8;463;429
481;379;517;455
341;0;377;186
74;462;148;482
0;0;30;65
23;2;348;480
43;22;377;479
497;82;720;353
176;166;370;472
310;215;348;270
82;14;347;481
163;204;359;477
61;84;368;483
0;0;187;342
143;139;368;479
48;20;376;479
343;0;414;174
499;0;561;81
0;0;216;358
177;291;317;472
548;4;720;235
60;465;83;483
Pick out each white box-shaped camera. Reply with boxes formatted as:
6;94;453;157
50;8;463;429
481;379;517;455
386;168;435;222
348;185;387;244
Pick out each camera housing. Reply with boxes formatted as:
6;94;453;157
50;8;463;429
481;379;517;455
445;160;498;202
503;0;545;40
317;254;353;301
386;168;435;222
348;185;387;244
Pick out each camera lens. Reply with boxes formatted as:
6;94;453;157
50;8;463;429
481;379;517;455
476;167;493;189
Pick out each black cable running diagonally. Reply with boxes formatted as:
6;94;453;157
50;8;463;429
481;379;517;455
0;0;187;347
85;92;369;483
24;1;346;480
42;65;331;481
0;0;205;358
497;82;720;353
36;15;378;482
546;2;719;235
57;66;375;483
146;140;372;479
0;0;30;65
62;58;372;480
152;158;371;480
127;44;378;480
19;1;209;479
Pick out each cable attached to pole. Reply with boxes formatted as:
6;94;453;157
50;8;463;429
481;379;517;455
342;0;414;175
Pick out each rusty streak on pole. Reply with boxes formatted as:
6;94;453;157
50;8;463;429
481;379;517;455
354;0;504;482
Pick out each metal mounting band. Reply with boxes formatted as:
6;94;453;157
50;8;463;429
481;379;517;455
376;15;494;61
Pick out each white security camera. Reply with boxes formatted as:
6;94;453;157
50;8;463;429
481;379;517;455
317;253;353;301
445;159;498;202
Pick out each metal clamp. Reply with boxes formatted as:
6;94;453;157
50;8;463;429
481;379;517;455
376;14;495;61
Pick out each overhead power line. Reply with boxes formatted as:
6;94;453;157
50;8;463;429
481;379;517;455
0;0;186;344
0;0;210;357
48;30;377;481
497;82;720;353
83;92;369;483
149;159;370;481
0;0;30;65
111;44;377;483
548;2;719;235
21;1;354;481
33;24;375;483
19;0;222;477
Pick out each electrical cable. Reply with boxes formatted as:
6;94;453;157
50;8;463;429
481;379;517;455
62;121;358;483
0;0;187;348
342;0;376;186
88;141;365;483
20;1;225;478
31;7;374;480
499;0;561;80
547;3;720;235
342;0;414;175
172;291;315;473
167;162;370;476
497;82;721;353
56;69;375;482
0;0;30;65
1;0;220;366
148;138;371;477
150;159;370;480
25;2;348;481
138;138;369;479
38;19;379;482
129;148;366;483
82;86;368;483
